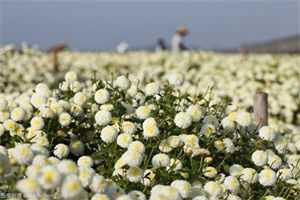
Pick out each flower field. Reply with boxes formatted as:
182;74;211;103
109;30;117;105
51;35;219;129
0;45;299;199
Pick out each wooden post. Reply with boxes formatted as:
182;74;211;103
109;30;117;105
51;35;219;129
254;92;268;128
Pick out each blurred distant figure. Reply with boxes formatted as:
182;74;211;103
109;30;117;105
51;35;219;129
171;26;188;52
116;42;130;53
48;43;67;72
155;38;167;52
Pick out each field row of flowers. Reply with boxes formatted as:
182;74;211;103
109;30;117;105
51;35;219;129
0;45;299;131
0;68;299;199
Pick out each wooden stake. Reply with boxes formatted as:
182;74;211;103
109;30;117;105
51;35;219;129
254;92;268;128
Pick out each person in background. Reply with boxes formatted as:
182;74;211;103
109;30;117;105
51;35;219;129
116;41;130;53
155;38;167;52
171;26;188;52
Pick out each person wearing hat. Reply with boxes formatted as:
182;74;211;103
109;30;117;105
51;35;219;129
171;26;188;52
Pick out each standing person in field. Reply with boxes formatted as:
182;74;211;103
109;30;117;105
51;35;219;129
171;26;188;52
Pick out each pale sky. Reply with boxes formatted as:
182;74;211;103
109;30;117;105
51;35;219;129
0;0;299;51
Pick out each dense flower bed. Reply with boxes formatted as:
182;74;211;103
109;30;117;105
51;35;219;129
0;71;299;199
0;45;299;132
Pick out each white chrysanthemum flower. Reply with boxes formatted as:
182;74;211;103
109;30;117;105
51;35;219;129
203;115;219;127
91;194;110;200
128;190;146;200
152;153;170;168
128;141;145;154
57;159;78;175
127;85;138;97
59;81;69;91
203;181;222;197
187;105;204;122
30;93;46;109
38;165;61;190
268;153;282;169
143;117;157;128
89;175;108;193
166;158;182;171
48;156;60;165
11;107;25;122
259;126;276;141
69;140;85;155
16;178;41;198
223;138;235;153
39;105;55;119
114;157;126;169
115;75;131;90
70;104;83;117
287;155;300;168
167;136;181;148
203;166;218;178
141;169;155;186
30;143;49;156
241;168;258;184
74;92;87;106
274;135;287;153
0;111;10;123
174;112;192;129
0;124;4;137
122;121;136;134
32;154;49;166
32;136;49;147
0;145;8;156
200;123;216;137
65;71;78;82
168;72;184;86
183;134;199;147
70;81;82;92
77;156;93;167
227;194;241;200
106;185;126;199
54;144;69;159
171;180;191;198
127;166;144;182
214;140;225;151
236;112;253;127
123;150;143;167
258;169;277;186
252;150;268;166
192;195;208;200
101;125;118;143
30;116;44;130
117;133;133;148
224;176;240;192
58;112;72;126
143;124;160;138
3;119;16;131
94;89;110;104
229;164;244;177
0;98;8;111
136;106;151;119
145;82;160;96
159;139;173;153
35;83;50;97
221;117;235;129
78;166;95;187
12;144;34;164
26;164;41;179
50;102;64;114
163;186;181;200
95;110;112;126
61;175;83;199
277;168;292;181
